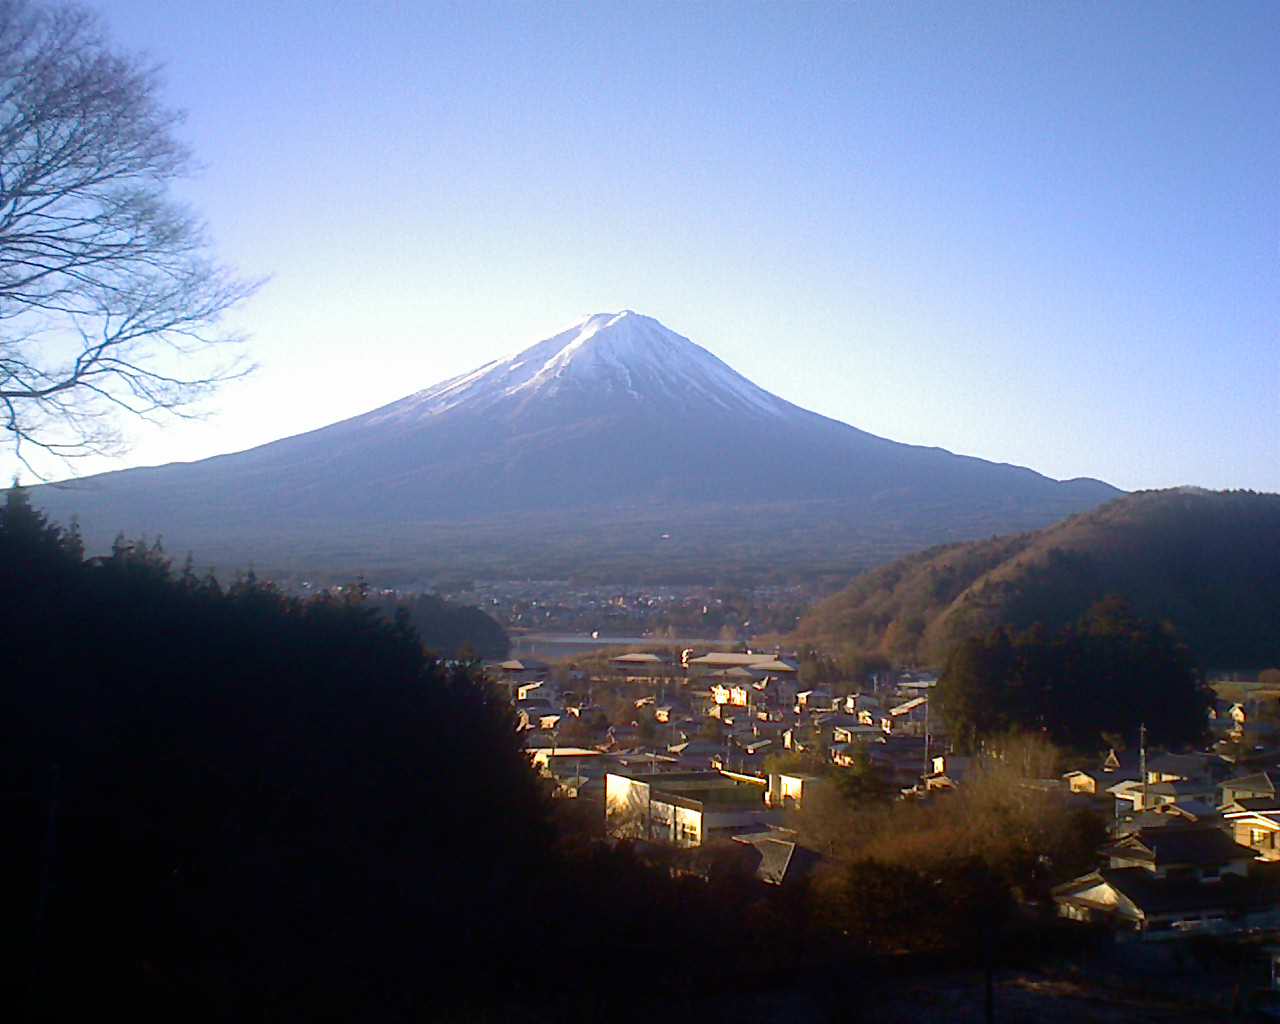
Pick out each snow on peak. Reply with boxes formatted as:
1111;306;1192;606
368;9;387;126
371;311;795;423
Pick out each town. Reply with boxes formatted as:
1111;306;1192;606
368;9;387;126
497;645;1280;1015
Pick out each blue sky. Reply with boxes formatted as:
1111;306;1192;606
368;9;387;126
14;0;1278;491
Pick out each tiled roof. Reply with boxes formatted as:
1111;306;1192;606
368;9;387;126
1104;826;1255;867
1223;771;1279;795
1101;868;1264;915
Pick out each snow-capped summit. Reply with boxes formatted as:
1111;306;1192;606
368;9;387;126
371;310;791;424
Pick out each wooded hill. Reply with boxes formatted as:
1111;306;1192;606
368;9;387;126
793;489;1280;670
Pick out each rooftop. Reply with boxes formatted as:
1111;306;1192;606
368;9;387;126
1103;826;1256;868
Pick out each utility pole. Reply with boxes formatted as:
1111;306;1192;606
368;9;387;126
924;696;931;778
1139;722;1148;811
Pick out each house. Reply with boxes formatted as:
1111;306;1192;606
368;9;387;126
1145;752;1229;786
489;658;550;687
865;735;929;789
1142;778;1219;811
1053;825;1271;939
608;651;674;685
1066;749;1141;796
718;737;773;773
833;723;885;745
751;674;798;708
666;739;725;770
1116;801;1222;836
1224;799;1280;861
842;692;882;714
731;829;821;886
710;677;753;707
1064;769;1108;795
882;697;928;736
1108;778;1146;815
1208;700;1236;738
529;746;603;774
1099;826;1254;883
796;689;835;713
923;753;973;791
783;725;816;753
895;673;938;697
531;748;610;799
515;696;557;730
830;743;861;768
605;769;776;847
766;772;822;808
1220;770;1280;807
686;652;800;679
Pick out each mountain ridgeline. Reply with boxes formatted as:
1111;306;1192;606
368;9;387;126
30;312;1119;581
794;489;1280;670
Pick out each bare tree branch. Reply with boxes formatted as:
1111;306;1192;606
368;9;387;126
0;0;260;472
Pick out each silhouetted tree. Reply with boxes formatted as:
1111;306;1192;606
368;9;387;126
0;0;258;469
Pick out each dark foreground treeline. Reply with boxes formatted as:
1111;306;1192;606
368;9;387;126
2;485;1100;1022
1;486;556;1020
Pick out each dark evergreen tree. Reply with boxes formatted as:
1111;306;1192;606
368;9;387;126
938;597;1208;751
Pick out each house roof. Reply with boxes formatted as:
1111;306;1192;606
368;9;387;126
816;713;862;727
1223;801;1280;829
730;835;820;885
747;659;798;673
1227;796;1280;814
1102;826;1256;868
497;658;549;672
688;653;797;668
836;725;885;737
667;740;723;755
889;697;927;716
1222;771;1280;796
1146;780;1215;797
610;652;667;664
1101;747;1141;774
1147;752;1222;779
1100;868;1265;915
702;809;784;831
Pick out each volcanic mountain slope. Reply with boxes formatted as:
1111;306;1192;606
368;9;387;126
793;488;1280;669
31;311;1120;579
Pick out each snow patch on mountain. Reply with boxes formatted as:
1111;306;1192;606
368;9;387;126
368;311;795;425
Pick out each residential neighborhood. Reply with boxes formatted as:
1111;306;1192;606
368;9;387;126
488;647;1280;1011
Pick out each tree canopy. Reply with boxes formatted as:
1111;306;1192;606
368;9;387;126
0;485;548;1020
936;597;1210;751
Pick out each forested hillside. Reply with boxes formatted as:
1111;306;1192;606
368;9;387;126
794;489;1280;669
0;485;547;1020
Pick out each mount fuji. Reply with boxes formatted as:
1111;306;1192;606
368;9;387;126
31;311;1121;580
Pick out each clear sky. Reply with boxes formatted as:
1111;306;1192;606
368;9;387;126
13;0;1278;491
